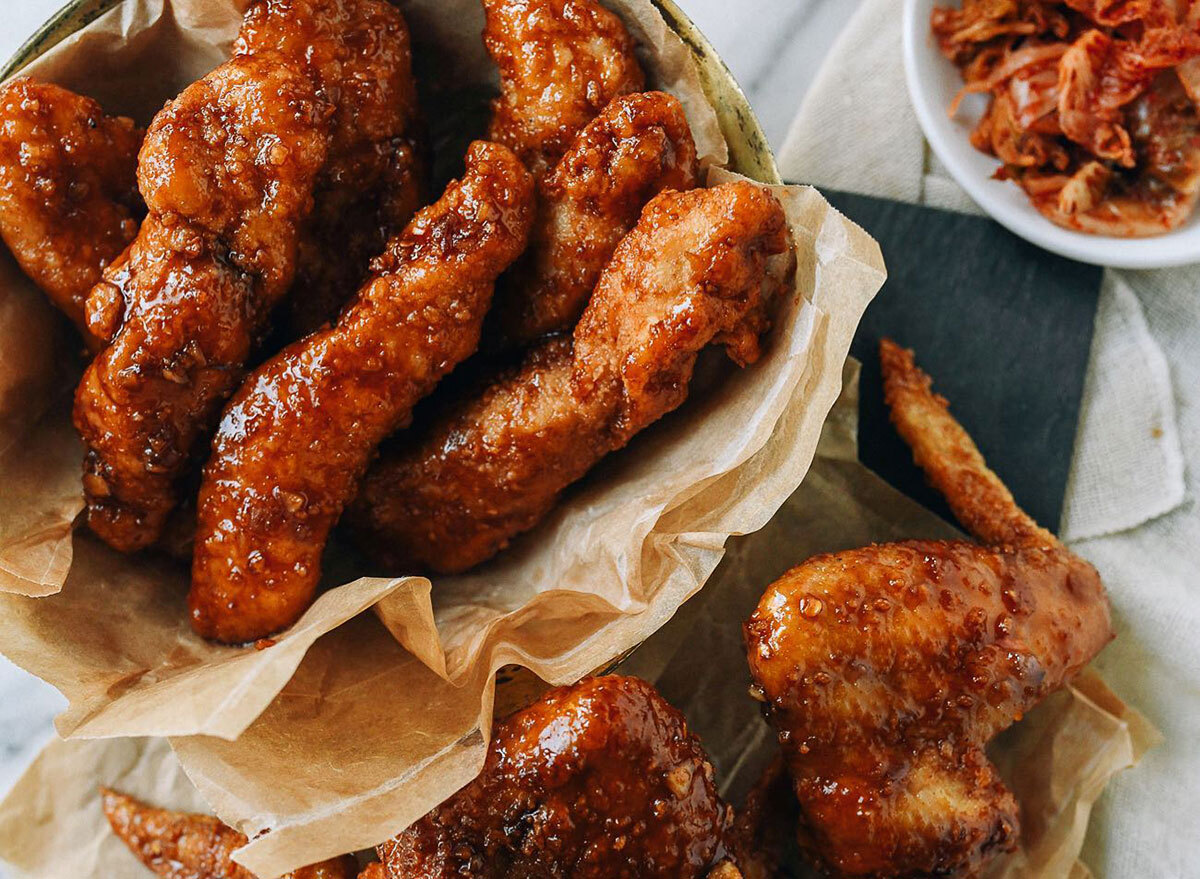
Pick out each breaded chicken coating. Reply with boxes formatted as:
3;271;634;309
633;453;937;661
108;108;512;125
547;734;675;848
237;0;424;338
349;181;788;575
380;676;744;878
74;52;327;552
73;51;329;553
0;78;142;346
742;341;1114;879
483;0;645;181
189;142;534;644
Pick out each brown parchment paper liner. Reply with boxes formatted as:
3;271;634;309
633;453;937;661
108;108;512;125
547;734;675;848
0;0;880;749
0;373;1158;879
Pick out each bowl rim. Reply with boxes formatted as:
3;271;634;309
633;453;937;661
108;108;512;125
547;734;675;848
902;0;1200;270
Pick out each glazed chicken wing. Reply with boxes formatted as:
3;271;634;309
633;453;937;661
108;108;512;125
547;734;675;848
379;675;743;878
189;141;534;644
349;181;788;575
74;0;415;553
482;0;645;182
491;90;698;347
743;340;1114;879
0;78;142;346
101;789;356;879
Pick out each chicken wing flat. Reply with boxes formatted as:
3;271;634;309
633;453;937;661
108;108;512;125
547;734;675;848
74;0;415;553
379;675;744;878
189;141;534;644
349;181;788;575
0;78;142;346
483;0;645;181
743;340;1114;879
237;0;424;337
102;789;356;879
491;90;699;347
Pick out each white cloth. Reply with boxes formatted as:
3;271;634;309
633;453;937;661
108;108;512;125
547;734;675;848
779;1;1199;874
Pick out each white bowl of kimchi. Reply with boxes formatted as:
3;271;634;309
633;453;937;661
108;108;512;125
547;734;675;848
903;0;1200;269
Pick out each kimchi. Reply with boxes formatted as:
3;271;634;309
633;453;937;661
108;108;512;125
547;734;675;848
934;0;1200;236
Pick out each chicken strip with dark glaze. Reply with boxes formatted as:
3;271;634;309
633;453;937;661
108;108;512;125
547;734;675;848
75;0;415;553
0;78;142;347
102;789;355;879
379;675;744;878
743;340;1114;879
236;0;424;338
189;141;534;644
491;90;698;347
74;52;328;553
483;0;645;181
349;181;789;575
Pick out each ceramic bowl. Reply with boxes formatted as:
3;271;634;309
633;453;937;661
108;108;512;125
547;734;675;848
903;0;1200;269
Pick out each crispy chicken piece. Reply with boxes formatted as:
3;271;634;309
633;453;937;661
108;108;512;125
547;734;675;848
492;90;698;347
74;0;414;553
483;0;645;181
237;0;424;338
73;52;328;553
189;141;534;643
379;675;743;878
349;181;788;575
101;789;356;879
743;340;1114;879
0;78;142;346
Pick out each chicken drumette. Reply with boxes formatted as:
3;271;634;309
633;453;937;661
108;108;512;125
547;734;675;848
379;675;746;878
744;340;1114;878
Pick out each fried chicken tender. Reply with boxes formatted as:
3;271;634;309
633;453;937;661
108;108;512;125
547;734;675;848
743;340;1114;879
350;181;788;575
75;0;415;554
483;0;645;181
0;78;142;346
189;141;534;644
492;90;698;347
102;789;356;879
237;0;424;337
379;675;743;878
74;52;328;553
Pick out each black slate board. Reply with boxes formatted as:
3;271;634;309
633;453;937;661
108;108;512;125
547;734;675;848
822;190;1103;534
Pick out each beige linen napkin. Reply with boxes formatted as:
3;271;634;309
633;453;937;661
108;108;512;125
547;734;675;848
777;2;1200;875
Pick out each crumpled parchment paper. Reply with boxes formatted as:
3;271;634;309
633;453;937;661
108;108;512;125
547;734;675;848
0;371;1155;878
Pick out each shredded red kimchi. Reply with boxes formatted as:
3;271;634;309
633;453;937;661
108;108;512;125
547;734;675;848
934;0;1200;236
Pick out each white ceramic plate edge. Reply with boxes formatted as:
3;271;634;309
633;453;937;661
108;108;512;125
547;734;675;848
902;0;1200;270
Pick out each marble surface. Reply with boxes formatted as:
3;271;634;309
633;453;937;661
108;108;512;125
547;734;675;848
0;0;863;808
